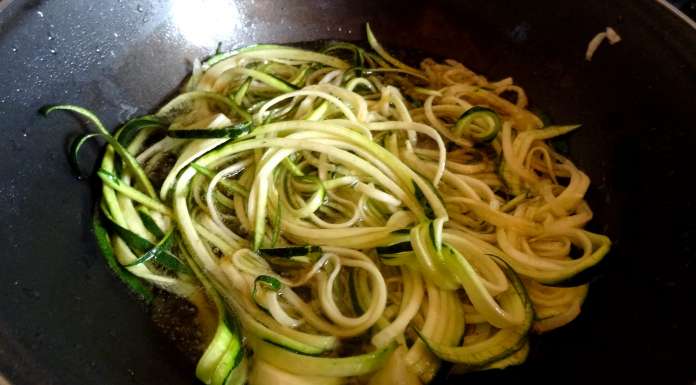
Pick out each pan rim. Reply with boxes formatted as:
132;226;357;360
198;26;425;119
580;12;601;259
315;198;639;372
656;0;696;30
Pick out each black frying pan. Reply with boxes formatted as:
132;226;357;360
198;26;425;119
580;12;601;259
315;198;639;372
1;0;695;384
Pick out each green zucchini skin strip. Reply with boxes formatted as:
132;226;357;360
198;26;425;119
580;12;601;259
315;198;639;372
252;275;282;306
43;105;159;199
168;121;253;139
257;245;322;258
99;207;190;274
136;208;165;238
117;115;165;147
455;106;502;143
68;133;101;179
376;241;412;255
122;230;191;275
92;207;154;302
251;338;396;377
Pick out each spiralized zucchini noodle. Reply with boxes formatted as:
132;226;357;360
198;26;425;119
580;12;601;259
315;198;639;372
48;24;610;385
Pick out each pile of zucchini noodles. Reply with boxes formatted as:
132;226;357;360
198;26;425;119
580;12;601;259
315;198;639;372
48;24;610;385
